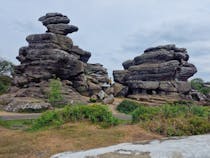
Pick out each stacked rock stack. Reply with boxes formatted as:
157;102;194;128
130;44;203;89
113;45;197;97
1;13;110;112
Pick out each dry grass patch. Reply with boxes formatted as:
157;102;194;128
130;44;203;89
0;122;160;158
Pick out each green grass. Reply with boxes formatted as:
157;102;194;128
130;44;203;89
116;99;210;136
0;119;35;130
31;104;119;130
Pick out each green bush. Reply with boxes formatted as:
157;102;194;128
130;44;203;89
31;110;63;130
132;106;160;123
0;59;14;75
131;103;210;136
0;75;12;95
191;78;210;95
48;79;64;107
31;104;119;130
117;100;139;114
89;98;97;103
61;105;119;127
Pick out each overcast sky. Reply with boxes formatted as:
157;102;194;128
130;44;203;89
0;0;210;81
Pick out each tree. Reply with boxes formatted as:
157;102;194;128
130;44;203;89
0;59;14;76
0;59;13;95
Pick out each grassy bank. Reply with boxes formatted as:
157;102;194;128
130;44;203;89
117;100;210;136
31;104;119;130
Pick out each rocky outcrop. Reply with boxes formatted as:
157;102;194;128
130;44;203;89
1;13;110;112
113;45;197;97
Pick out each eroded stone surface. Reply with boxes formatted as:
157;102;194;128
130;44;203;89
113;45;197;98
51;135;210;158
1;13;110;112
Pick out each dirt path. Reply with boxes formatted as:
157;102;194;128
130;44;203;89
109;98;132;121
0;111;41;120
0;98;131;121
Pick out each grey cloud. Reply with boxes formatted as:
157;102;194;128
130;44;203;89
0;0;209;81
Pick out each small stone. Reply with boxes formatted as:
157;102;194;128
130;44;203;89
97;90;107;100
103;95;114;104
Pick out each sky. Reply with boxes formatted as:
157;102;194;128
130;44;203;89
0;0;210;81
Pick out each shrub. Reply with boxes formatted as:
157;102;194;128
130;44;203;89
190;105;208;117
31;110;63;130
0;59;14;75
160;104;189;118
48;78;64;107
0;75;12;95
131;103;210;136
61;105;119;127
191;78;210;95
89;98;97;103
132;106;160;123
117;100;139;114
31;104;119;130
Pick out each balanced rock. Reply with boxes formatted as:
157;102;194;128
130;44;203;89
113;44;197;97
1;13;110;112
39;13;78;35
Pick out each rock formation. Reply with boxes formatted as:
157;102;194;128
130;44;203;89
113;45;197;97
0;13;110;112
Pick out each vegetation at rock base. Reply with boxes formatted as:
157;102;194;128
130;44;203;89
0;75;12;95
0;59;13;95
31;104;119;130
89;97;97;103
117;99;210;136
48;78;64;107
191;78;210;95
117;99;139;114
0;59;14;76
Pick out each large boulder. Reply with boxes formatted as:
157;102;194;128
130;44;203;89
3;98;51;112
113;83;128;97
113;70;128;84
113;44;197;98
4;12;110;112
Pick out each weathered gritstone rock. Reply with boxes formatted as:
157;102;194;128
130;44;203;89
113;45;197;98
1;13;110;112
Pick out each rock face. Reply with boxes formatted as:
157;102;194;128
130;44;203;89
113;45;197;97
1;13;110;112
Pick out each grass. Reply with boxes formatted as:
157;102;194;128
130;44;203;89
0;119;34;130
0;122;160;158
117;99;210;136
1;99;210;157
